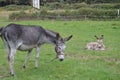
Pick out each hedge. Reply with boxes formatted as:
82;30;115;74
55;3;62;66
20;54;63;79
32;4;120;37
9;8;119;20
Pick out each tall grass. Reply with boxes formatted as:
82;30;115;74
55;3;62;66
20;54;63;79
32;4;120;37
0;21;120;80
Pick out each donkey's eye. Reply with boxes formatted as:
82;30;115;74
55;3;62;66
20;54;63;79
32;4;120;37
56;46;60;49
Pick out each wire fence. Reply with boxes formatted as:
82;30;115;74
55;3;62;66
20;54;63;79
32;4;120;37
34;15;120;20
8;10;120;21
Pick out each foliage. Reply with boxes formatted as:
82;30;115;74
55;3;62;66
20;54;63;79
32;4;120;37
9;8;119;20
43;3;120;10
43;0;120;3
44;2;88;10
1;2;120;21
0;0;120;7
91;3;120;9
77;8;117;16
3;5;31;11
16;0;31;5
45;2;65;9
9;11;30;20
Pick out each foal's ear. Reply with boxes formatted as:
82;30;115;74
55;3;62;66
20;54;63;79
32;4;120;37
64;35;73;42
94;35;98;39
101;35;104;39
101;35;104;37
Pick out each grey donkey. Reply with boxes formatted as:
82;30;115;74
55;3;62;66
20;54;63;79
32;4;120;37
0;23;73;76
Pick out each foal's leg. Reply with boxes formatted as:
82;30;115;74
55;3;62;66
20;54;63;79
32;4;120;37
8;48;16;76
35;46;40;68
23;50;32;69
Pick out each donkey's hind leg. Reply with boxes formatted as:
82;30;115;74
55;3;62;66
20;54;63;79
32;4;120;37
8;48;16;76
3;37;16;76
23;50;32;69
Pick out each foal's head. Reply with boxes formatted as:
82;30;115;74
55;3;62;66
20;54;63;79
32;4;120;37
95;35;104;48
55;33;72;61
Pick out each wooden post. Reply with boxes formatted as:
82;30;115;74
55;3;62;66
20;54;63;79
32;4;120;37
33;0;40;10
118;9;119;18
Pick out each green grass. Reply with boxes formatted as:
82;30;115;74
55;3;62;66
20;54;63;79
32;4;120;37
0;20;120;80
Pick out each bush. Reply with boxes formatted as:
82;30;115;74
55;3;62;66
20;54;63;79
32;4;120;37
45;2;64;9
9;11;30;20
77;8;118;16
3;5;31;11
43;3;120;10
9;8;119;20
44;2;88;10
72;2;88;9
90;3;120;9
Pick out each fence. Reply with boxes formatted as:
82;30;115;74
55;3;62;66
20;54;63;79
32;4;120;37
9;11;120;20
28;15;120;20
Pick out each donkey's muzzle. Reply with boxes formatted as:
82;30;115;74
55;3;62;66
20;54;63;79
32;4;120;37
59;59;64;61
58;54;64;61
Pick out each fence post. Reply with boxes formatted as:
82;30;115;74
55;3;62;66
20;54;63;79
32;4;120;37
118;9;119;18
85;15;87;20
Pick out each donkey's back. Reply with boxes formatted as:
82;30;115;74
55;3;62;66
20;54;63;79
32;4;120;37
1;23;46;50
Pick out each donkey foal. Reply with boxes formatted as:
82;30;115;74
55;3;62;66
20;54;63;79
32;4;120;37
85;35;105;50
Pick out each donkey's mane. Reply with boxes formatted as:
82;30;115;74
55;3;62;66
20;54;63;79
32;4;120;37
45;29;58;38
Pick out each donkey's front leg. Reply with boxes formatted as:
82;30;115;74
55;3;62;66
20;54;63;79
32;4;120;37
8;48;16;76
35;46;40;68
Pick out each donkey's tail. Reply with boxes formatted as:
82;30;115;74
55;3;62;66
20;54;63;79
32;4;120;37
0;27;4;36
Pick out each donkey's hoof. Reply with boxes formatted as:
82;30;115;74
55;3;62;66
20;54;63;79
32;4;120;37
23;65;26;69
35;67;38;69
11;74;14;77
10;73;14;77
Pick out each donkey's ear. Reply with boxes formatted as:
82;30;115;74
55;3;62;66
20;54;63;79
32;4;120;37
94;35;98;39
64;35;73;42
0;27;3;36
56;33;61;40
0;27;3;31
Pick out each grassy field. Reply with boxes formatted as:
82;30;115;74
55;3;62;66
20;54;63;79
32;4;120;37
0;20;120;80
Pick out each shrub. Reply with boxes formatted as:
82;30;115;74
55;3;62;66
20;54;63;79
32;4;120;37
72;2;88;9
78;8;118;16
9;11;30;20
43;3;120;10
3;5;31;11
9;8;119;20
44;2;88;10
40;10;48;15
90;3;120;9
45;2;64;9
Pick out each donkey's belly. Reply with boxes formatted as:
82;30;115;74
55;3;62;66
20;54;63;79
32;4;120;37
18;44;36;51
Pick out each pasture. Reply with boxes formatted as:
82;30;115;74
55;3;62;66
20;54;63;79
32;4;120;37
0;20;120;80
